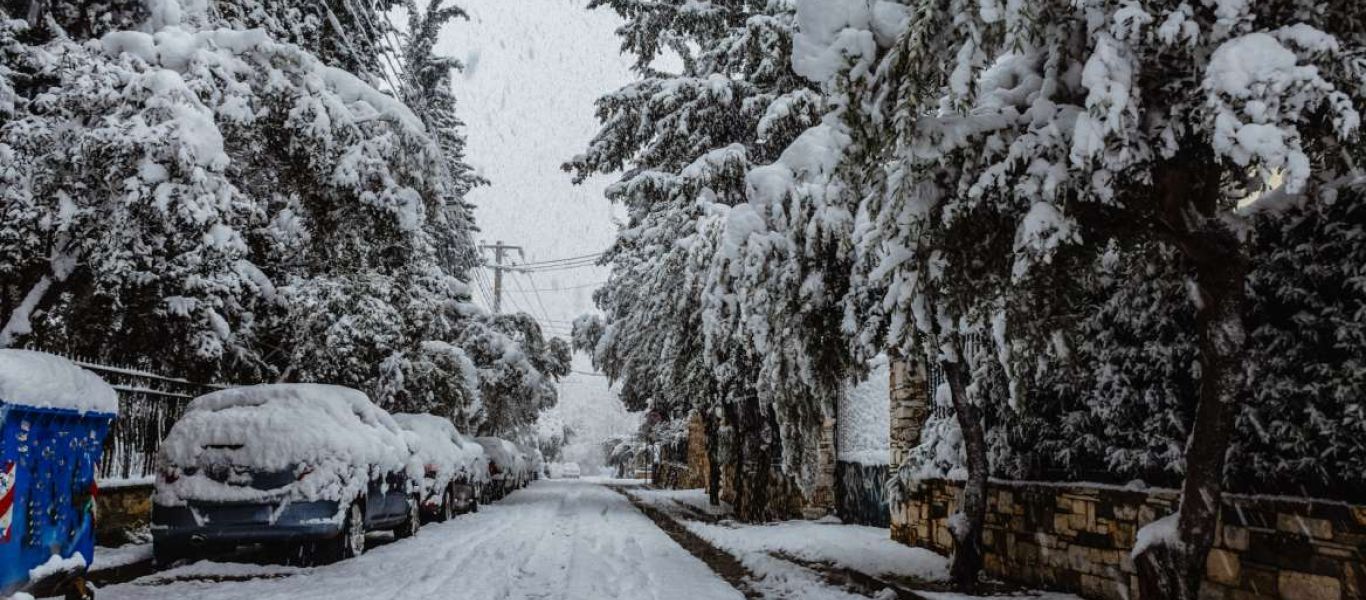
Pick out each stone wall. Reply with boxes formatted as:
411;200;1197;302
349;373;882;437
96;481;152;546
891;478;1364;600
805;417;838;518
888;355;929;468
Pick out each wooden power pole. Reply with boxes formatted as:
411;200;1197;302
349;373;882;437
480;240;523;314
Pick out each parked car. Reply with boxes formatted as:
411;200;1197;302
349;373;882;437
474;437;526;501
515;442;544;482
152;384;422;565
394;414;488;521
560;462;581;479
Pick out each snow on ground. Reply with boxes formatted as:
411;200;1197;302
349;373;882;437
627;487;1081;600
90;543;152;572
92;480;742;600
628;487;947;600
631;487;733;518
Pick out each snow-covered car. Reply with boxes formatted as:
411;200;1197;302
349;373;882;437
151;384;422;565
474;437;527;501
560;462;581;479
516;442;544;482
394;414;489;520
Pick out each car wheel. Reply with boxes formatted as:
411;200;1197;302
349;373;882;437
396;495;421;539
322;500;366;563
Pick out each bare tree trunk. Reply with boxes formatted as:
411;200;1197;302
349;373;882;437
733;393;774;522
1137;234;1248;599
705;407;721;506
942;357;988;587
1136;155;1249;599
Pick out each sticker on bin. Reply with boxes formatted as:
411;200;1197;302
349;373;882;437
0;461;13;543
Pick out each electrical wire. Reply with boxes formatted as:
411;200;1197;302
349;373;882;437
514;252;604;267
520;281;607;292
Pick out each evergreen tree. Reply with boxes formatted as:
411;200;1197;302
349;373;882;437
571;0;835;520
796;0;1363;593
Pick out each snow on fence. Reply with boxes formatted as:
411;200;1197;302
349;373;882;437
21;348;225;481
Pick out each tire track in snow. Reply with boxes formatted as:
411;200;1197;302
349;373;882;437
94;480;744;600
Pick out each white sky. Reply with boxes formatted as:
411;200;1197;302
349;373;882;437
437;0;640;449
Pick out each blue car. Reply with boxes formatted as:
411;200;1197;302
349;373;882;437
151;384;422;565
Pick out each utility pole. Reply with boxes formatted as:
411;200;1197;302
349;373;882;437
480;240;523;314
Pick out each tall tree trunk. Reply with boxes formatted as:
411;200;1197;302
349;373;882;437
1137;235;1248;599
1137;154;1249;599
942;356;988;587
705;407;721;506
733;393;774;522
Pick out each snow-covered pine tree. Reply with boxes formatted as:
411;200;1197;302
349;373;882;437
570;0;833;521
0;1;552;437
212;0;404;81
457;312;569;437
804;0;1363;594
399;0;485;274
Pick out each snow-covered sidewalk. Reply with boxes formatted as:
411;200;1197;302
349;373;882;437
89;480;744;600
626;487;1082;600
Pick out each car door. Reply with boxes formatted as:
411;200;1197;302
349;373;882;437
384;469;410;518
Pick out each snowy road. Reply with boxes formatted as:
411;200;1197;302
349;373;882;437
95;480;744;600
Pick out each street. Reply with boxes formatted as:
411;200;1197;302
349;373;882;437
95;480;744;600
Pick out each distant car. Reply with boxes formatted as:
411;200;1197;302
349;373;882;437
474;437;526;501
152;384;422;565
394;414;488;521
515;442;544;483
561;462;581;479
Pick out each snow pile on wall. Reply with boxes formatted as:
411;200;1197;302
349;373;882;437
0;349;118;414
157;384;415;505
837;355;889;465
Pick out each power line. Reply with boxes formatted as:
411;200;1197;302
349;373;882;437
519;272;556;323
507;270;554;324
507;261;601;273
515;252;604;267
520;281;607;292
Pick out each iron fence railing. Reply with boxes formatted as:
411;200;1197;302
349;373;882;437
18;349;226;481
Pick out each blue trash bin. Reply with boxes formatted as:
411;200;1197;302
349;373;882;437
0;402;115;597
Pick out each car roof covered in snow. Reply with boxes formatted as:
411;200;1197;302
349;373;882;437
394;413;485;476
474;436;524;470
0;349;118;415
163;383;410;472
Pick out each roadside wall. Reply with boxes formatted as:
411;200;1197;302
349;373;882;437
96;480;153;546
891;478;1365;600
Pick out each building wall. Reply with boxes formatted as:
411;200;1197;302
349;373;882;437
890;478;1364;600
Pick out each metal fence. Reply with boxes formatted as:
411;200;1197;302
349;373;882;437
23;350;225;481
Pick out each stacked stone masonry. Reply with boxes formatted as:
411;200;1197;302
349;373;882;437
891;479;1364;600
